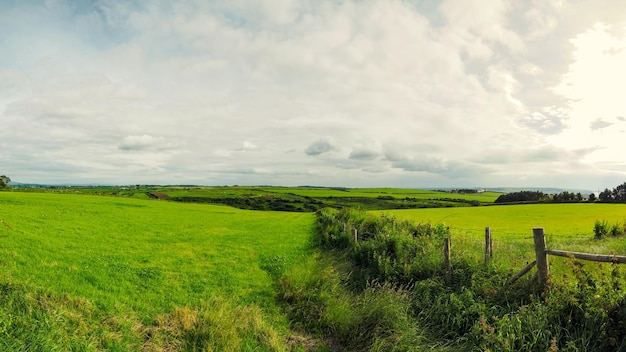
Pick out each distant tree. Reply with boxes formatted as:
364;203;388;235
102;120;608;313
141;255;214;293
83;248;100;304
495;191;548;203
613;182;626;202
599;188;613;202
0;175;10;189
588;193;596;202
553;191;570;202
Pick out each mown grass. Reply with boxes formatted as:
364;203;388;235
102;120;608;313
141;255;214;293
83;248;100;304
0;192;315;350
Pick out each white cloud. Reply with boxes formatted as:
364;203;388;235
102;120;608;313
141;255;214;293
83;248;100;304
1;0;625;189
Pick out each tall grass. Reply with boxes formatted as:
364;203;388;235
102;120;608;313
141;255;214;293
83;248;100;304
288;207;626;351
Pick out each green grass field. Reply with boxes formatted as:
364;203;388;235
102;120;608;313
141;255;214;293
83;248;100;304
47;185;501;207
382;203;626;236
0;192;315;350
3;189;626;350
380;203;626;282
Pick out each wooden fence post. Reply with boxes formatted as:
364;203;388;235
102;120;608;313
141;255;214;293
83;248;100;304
444;237;452;285
352;228;358;244
484;227;492;266
533;227;549;289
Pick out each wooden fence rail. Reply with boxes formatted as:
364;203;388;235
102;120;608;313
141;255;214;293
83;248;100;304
544;249;626;264
443;227;626;289
507;227;626;289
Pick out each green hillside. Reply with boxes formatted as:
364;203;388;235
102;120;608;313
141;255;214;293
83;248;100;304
0;192;314;350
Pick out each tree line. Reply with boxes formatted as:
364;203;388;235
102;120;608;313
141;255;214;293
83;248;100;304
495;182;626;204
495;190;586;203
597;182;626;202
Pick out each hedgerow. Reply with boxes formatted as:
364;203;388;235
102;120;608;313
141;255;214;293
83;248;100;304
279;208;626;351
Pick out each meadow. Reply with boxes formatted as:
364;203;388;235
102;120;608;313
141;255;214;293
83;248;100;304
380;204;626;276
2;188;626;350
0;192;314;350
48;185;501;210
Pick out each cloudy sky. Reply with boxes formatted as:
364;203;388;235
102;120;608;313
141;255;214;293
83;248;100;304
1;0;626;189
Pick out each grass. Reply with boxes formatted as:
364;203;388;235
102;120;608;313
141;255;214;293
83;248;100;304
3;189;626;350
379;204;626;286
307;207;626;351
33;185;502;210
381;203;626;237
0;192;315;350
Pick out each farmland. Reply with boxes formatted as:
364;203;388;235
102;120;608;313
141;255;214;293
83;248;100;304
0;191;314;350
1;187;626;350
42;185;501;211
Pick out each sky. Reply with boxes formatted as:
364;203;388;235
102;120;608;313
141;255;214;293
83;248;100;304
1;0;626;190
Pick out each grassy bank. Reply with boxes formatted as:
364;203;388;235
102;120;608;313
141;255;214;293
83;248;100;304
278;207;626;351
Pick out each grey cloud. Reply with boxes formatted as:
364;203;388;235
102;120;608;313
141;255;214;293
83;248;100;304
392;158;445;174
336;162;360;170
305;139;336;156
383;143;442;162
384;149;407;162
349;147;380;160
119;135;169;151
391;158;486;179
474;146;602;165
335;162;389;174
590;118;613;131
523;147;564;163
617;116;625;122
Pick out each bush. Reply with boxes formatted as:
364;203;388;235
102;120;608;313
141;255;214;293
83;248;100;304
594;220;626;239
594;220;610;239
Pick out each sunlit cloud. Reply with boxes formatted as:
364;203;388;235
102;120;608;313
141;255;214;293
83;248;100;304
1;0;625;189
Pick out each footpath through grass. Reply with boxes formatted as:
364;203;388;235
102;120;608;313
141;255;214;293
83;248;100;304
0;192;314;350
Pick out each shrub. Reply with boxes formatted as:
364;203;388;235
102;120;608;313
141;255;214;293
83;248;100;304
594;220;609;239
594;220;626;239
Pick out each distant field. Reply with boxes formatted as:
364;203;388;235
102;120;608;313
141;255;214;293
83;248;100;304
380;203;626;277
0;192;314;350
381;203;626;239
37;185;502;211
261;187;501;201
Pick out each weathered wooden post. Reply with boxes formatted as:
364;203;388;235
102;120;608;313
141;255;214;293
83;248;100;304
533;227;549;289
352;228;358;244
444;237;452;285
484;227;493;266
